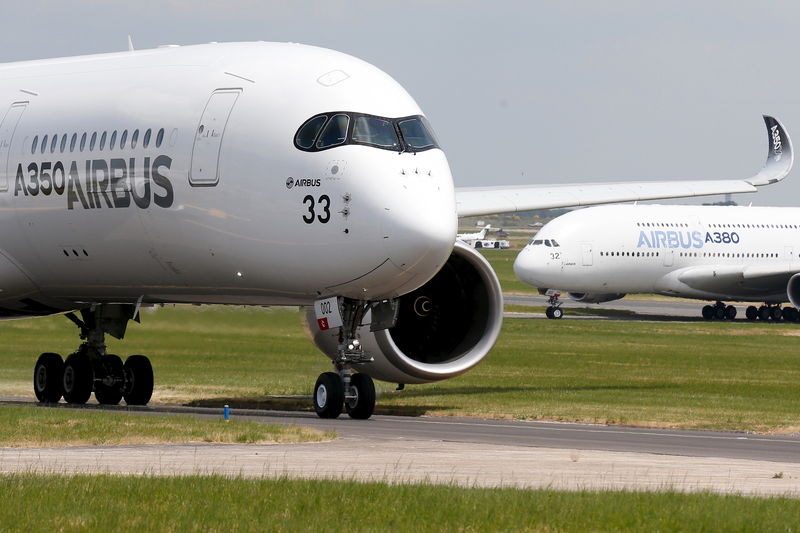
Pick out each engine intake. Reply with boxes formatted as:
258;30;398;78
306;241;503;384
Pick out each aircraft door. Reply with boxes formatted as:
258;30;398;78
0;103;27;192
786;246;795;267
189;89;241;186
580;243;593;266
663;249;674;267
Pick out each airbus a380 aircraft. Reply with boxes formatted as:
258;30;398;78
514;119;796;321
0;42;790;419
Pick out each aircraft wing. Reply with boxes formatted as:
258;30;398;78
676;264;798;294
455;115;792;217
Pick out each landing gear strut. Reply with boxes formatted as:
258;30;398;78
32;304;153;406
545;292;563;319
312;298;377;420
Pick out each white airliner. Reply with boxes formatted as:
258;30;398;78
457;224;491;242
0;42;790;419
514;119;796;321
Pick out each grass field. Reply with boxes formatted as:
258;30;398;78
2;305;800;432
1;475;799;532
0;406;330;447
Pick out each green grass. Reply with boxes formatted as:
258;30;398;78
2;306;800;432
0;406;330;446
1;475;799;532
480;249;537;293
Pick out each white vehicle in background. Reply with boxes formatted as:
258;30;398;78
473;239;510;249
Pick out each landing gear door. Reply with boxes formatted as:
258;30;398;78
189;89;241;187
0;102;27;193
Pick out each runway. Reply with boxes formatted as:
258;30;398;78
2;400;800;495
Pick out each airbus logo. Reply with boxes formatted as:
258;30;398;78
286;177;294;189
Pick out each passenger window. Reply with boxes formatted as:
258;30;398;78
316;114;349;149
40;135;48;154
352;116;399;148
60;135;67;153
143;128;151;148
80;133;87;152
31;135;38;154
50;135;57;153
296;115;328;149
156;128;165;148
120;130;128;149
131;129;139;149
89;132;97;151
99;132;107;151
110;131;117;150
70;134;77;152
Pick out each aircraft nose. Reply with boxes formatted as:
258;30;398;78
513;246;547;288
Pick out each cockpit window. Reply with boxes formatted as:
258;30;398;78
352;116;399;149
531;239;543;245
398;117;437;150
295;115;327;149
294;111;441;153
550;239;560;247
316;114;349;149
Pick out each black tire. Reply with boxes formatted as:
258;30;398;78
714;306;725;320
725;305;737;320
33;352;64;403
701;305;714;320
771;307;783;321
123;355;153;405
545;307;554;319
95;354;124;405
745;306;758;320
63;351;93;404
346;373;376;420
551;307;563;319
789;308;800;322
758;306;770;321
314;372;343;419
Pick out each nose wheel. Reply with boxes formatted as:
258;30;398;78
545;291;563;319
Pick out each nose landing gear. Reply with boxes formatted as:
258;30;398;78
312;299;378;420
31;304;153;406
544;291;563;319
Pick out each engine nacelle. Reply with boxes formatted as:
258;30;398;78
787;273;800;308
568;292;626;304
306;241;503;384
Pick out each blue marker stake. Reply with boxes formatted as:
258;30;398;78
224;404;230;422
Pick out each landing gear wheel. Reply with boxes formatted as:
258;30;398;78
758;306;770;321
346;373;376;420
771;307;783;321
63;351;93;404
782;307;798;322
714;306;725;320
745;306;758;321
33;353;64;403
550;307;563;319
545;307;553;319
725;305;737;320
123;355;153;405
95;354;124;405
314;372;344;419
702;305;714;320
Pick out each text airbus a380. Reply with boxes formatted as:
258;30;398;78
514;117;798;321
0;42;789;419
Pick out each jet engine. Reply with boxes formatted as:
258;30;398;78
787;273;800;308
567;292;626;304
306;241;503;384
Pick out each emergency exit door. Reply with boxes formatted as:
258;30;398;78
0;103;27;192
189;89;241;186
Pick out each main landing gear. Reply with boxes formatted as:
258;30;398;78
743;304;799;322
545;292;563;319
32;304;153;406
312;299;377;420
701;301;737;320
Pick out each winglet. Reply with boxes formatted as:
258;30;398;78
747;115;793;186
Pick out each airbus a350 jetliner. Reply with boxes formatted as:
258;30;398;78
514;118;796;321
0;42;790;419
